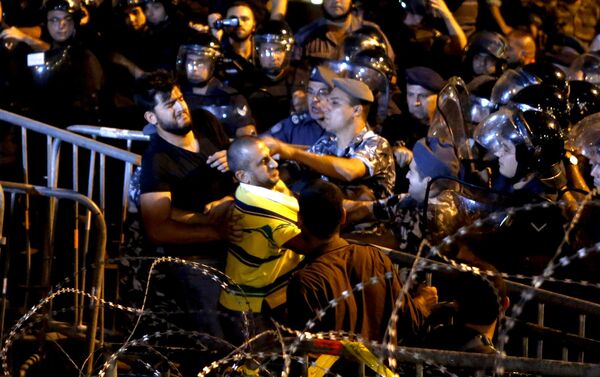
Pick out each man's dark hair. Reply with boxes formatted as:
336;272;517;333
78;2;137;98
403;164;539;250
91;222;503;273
450;259;507;326
134;70;177;111
228;136;259;173
298;180;344;240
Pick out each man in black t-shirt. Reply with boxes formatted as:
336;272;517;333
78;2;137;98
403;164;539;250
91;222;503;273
133;71;237;348
136;70;235;248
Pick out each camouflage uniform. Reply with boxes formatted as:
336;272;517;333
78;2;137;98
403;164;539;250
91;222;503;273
308;126;396;199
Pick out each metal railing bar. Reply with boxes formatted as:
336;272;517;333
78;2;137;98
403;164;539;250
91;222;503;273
67;125;150;142
0;109;140;165
375;246;600;317
298;340;600;376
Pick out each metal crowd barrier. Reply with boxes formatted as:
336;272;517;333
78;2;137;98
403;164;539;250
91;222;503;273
0;181;106;376
382;247;600;365
0;109;142;376
297;339;600;377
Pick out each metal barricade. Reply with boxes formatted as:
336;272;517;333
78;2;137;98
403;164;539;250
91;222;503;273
0;109;142;376
0;181;106;376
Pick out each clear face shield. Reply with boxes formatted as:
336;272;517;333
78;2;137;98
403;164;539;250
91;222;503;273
468;96;495;125
473;106;531;160
176;44;219;85
342;33;388;63
255;32;293;77
427;77;478;162
491;68;539;106
569;53;600;85
256;42;289;76
325;60;390;113
569;112;600;160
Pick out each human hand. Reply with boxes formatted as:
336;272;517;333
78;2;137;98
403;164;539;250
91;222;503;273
430;0;451;19
207;149;229;172
218;203;243;243
261;136;288;158
393;144;413;168
207;13;224;40
0;27;28;43
189;21;209;33
414;285;438;317
203;195;235;222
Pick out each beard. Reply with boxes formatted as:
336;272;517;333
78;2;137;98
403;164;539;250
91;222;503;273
159;114;192;136
161;123;192;136
228;29;252;42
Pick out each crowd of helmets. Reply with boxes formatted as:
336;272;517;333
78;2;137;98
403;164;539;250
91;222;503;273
1;1;600;228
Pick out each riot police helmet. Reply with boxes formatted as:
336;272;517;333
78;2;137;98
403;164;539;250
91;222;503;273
568;80;600;125
176;32;221;86
569;52;600;86
474;107;564;179
520;62;570;96
43;0;83;24
351;47;396;85
491;62;569;106
509;84;570;130
254;19;294;78
465;31;508;77
570;112;600;162
342;25;389;62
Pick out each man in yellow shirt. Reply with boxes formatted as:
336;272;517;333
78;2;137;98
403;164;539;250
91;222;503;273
220;136;303;344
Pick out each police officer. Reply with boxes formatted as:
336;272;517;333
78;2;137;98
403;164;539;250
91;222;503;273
264;78;396;200
463;31;508;80
176;31;256;138
262;64;335;146
294;0;394;66
473;108;569;273
140;0;190;72
247;19;309;132
26;0;105;127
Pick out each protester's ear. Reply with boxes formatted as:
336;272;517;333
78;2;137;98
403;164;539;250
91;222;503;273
144;111;158;125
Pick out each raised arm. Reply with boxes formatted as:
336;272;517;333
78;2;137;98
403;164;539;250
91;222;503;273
264;136;367;182
431;0;468;50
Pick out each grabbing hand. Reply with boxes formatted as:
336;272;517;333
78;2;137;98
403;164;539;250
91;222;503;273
207;150;229;172
393;144;413;168
414;285;438;317
261;136;290;159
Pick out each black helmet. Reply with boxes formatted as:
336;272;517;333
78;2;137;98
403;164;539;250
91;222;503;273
569;52;600;86
491;62;569;106
254;20;294;78
43;0;83;23
474;107;564;178
521;62;569;96
176;32;221;86
466;31;508;60
568;80;600;125
465;31;508;77
351;47;396;85
342;25;389;63
509;84;570;130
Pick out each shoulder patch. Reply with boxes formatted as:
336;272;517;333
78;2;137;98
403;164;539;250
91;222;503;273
270;123;283;134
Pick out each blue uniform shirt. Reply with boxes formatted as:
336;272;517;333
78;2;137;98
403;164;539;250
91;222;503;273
262;111;328;146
